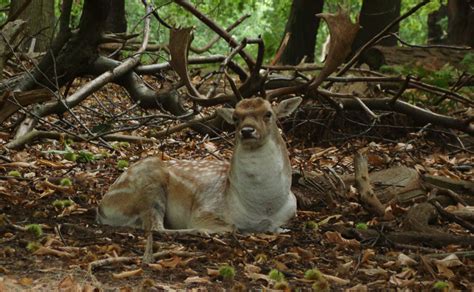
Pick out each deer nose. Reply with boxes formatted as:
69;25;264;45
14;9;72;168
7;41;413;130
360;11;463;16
240;127;256;139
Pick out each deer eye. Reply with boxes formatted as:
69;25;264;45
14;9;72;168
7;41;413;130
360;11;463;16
232;115;239;123
264;111;272;119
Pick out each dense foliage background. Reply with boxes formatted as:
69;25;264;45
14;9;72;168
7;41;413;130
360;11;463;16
0;0;448;62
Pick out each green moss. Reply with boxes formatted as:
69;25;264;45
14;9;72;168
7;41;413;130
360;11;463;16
268;269;285;282
26;241;41;252
218;265;235;281
8;170;21;177
60;178;72;186
25;224;43;238
355;223;368;230
117;159;129;169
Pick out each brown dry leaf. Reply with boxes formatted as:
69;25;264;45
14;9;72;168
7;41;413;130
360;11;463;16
434;254;463;279
185;268;198;275
36;159;66;168
33;246;74;258
0;162;34;168
389;268;416;287
157;256;182;269
272;260;289;272
18;277;33;286
324;231;360;248
245;272;270;284
57;275;81;291
147;263;163;271
244;264;261;274
367;154;385;167
207;268;219;277
397;253;418;267
112;268;143;279
358;268;388;278
184;276;210;285
347;283;368;291
361;249;375;265
291;247;313;259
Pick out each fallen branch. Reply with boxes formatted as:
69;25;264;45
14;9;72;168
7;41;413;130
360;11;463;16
5;130;155;149
13;2;153;140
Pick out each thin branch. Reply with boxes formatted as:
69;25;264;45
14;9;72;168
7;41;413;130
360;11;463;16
190;14;251;54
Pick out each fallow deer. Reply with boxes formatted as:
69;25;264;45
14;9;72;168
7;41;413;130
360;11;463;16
97;96;302;262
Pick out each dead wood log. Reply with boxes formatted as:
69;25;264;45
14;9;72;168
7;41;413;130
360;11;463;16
12;1;152;141
361;45;472;70
337;97;474;135
0;89;53;123
5;130;155;149
342;227;474;248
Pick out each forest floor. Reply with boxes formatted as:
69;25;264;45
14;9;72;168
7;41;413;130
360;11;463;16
0;83;473;291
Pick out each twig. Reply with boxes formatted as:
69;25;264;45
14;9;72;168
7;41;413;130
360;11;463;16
390;32;472;50
190;14;251;53
429;200;474;233
173;0;255;70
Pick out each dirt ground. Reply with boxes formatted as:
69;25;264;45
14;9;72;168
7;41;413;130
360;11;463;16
0;84;473;290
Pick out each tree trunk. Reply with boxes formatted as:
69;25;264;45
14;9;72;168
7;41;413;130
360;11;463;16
278;0;324;65
105;0;127;33
353;0;401;51
8;0;55;52
447;0;474;46
14;0;111;91
427;4;447;44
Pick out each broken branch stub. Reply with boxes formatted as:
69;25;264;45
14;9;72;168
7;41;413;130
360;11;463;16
169;27;206;100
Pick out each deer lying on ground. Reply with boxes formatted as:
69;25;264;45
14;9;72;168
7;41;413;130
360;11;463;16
97;97;302;262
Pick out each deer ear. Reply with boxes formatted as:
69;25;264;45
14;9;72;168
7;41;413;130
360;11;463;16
275;97;302;118
217;108;235;124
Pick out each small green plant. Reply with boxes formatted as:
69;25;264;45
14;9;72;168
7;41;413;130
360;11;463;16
432;281;449;291
77;150;95;163
268;269;285;282
304;268;323;280
117;159;129;169
26;241;41;252
7;170;21;177
60;178;73;186
218;265;235;281
312;277;330;292
64;152;78;162
355;223;368;230
304;221;319;230
52;199;74;209
273;281;289;290
113;141;131;149
25;224;43;238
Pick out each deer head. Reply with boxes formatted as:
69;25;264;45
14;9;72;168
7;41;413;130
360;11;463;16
217;97;302;149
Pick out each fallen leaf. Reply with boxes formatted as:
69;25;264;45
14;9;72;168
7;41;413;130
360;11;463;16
397;253;417;267
324;231;360;248
184;276;210;284
18;277;33;286
157;256;182;269
434;254;463;279
34;247;74;258
57;275;80;291
112;268;143;279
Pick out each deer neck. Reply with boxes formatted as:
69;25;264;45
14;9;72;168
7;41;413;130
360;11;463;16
227;133;291;215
